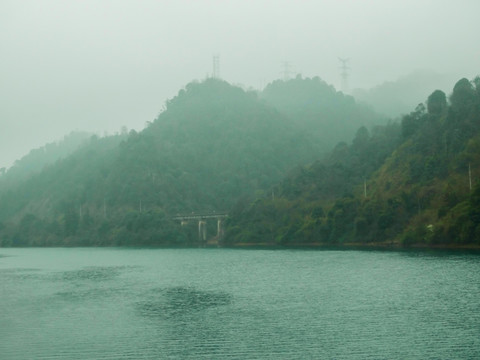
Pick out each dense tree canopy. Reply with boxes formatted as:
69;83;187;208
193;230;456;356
427;90;447;115
225;77;480;247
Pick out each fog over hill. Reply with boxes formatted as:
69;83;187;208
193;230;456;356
1;0;479;169
352;70;459;118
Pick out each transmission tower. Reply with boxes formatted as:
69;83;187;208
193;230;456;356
338;57;350;93
281;61;293;81
212;54;220;79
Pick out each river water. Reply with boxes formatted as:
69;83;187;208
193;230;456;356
0;248;479;359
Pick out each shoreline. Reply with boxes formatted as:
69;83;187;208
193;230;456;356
223;241;480;252
1;242;480;252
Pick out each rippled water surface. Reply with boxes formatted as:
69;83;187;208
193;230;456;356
0;248;479;359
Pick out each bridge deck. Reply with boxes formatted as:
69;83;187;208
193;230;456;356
172;213;228;221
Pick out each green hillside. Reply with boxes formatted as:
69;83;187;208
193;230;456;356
1;77;375;247
225;77;480;248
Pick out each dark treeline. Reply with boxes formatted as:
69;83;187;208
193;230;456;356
1;75;479;248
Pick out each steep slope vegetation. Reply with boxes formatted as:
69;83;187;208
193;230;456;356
117;79;319;213
0;77;389;247
225;76;480;248
0;79;323;246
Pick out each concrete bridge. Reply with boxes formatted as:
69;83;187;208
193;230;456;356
173;212;228;243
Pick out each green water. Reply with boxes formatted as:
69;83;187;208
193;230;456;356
0;248;479;359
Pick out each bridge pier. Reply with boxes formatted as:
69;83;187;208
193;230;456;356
217;219;224;239
198;221;207;242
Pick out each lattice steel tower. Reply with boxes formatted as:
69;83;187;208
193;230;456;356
212;54;220;79
282;61;293;81
338;57;350;93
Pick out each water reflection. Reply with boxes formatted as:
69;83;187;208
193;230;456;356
61;266;123;282
52;266;138;302
138;286;233;319
0;267;42;280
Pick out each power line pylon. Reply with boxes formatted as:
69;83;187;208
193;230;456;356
281;61;293;81
212;54;220;79
338;57;350;93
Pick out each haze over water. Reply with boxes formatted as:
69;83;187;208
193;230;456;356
1;248;479;359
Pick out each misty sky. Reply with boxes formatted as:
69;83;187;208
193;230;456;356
1;0;479;169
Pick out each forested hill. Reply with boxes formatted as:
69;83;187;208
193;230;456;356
225;76;480;248
0;77;377;246
261;76;382;148
0;131;93;188
105;79;320;214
